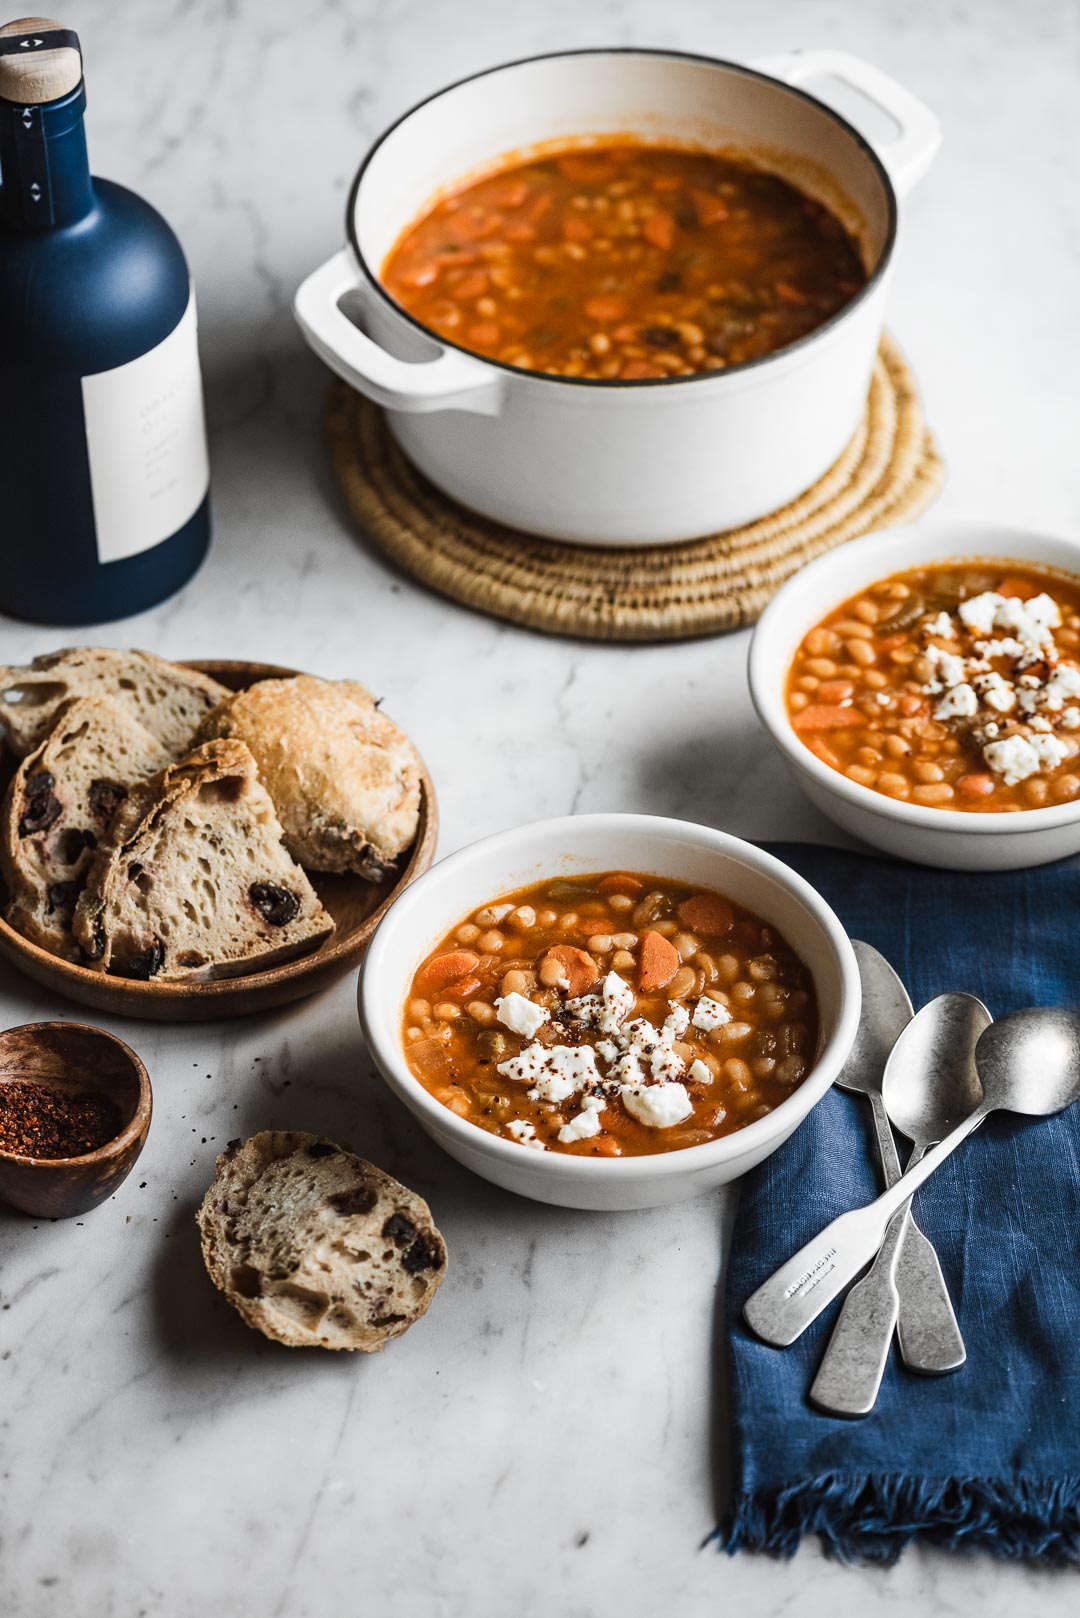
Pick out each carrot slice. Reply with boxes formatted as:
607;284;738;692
451;270;489;300
598;874;645;897
542;946;598;997
996;576;1037;600
691;189;728;226
639;930;679;992
556;153;616;183
643;211;676;250
446;975;483;1001
584;295;628;324
561;214;593;243
792;704;864;733
817;679;855;704
677;894;734;937
415;950;479;996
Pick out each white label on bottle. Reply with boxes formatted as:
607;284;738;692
82;288;210;564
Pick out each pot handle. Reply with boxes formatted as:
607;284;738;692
751;49;941;197
293;249;503;415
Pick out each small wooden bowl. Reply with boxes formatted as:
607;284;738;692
0;1021;152;1219
0;661;439;1021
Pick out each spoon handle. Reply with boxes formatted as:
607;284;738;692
809;1203;905;1415
865;1099;966;1374
743;1105;988;1347
867;1089;904;1184
810;1143;966;1413
894;1214;966;1374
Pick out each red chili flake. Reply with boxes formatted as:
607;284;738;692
0;1081;122;1159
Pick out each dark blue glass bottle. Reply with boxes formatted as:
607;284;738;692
0;23;210;625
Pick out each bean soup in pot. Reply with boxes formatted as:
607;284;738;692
382;142;867;380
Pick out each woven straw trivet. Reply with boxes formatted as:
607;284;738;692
326;334;943;642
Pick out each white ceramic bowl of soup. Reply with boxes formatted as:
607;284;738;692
357;813;860;1211
749;518;1080;870
294;47;940;546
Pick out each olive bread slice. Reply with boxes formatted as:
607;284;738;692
72;739;333;980
0;695;172;959
197;1131;447;1351
0;647;228;758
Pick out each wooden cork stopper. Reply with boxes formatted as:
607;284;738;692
0;16;81;104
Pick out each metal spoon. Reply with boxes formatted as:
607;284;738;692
744;1006;1080;1347
832;945;967;1376
810;991;985;1415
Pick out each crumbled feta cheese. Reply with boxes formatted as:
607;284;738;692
692;996;732;1032
1063;707;1080;731
567;971;636;1034
984;734;1042;785
622;1081;694;1129
1027;593;1062;629
974;636;1027;663
1030;734;1068;771
924;611;955;638
1043;665;1080;709
558;1096;605;1143
662;1004;690;1042
498;1041;599;1103
958;592;1005;636
649;1043;687;1083
934;682;978;720
506;1119;545;1151
688;1059;712;1084
1030;715;1053;732
972;671;1016;713
494;992;549;1039
923;643;966;692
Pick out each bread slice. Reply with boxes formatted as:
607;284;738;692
196;674;422;879
197;1131;447;1351
0;648;228;758
72;739;334;980
0;695;173;959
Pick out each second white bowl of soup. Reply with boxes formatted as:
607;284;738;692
750;520;1080;869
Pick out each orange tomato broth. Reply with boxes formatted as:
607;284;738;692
401;871;818;1157
381;141;866;380
786;562;1080;812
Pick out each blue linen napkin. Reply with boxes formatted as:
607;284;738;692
719;843;1080;1566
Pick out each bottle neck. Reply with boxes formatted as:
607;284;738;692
0;81;94;231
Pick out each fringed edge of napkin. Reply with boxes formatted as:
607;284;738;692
715;1473;1080;1567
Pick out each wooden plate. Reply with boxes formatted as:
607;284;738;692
0;661;438;1022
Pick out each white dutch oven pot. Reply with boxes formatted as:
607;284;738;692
295;48;940;547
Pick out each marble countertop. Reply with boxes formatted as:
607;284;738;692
4;1;1079;1614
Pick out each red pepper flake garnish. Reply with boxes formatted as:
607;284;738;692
0;1081;122;1159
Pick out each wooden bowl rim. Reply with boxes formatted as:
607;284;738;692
0;1019;152;1167
0;659;438;1009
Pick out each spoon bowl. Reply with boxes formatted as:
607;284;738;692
882;992;989;1146
975;1007;1080;1116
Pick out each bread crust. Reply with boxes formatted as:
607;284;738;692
0;648;228;758
72;739;334;980
0;695;172;959
196;675;421;877
197;1131;447;1351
